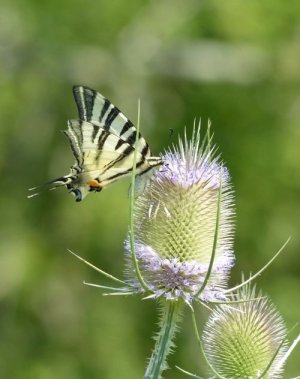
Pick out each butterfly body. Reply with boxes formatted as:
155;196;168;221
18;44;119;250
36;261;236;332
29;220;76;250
40;86;162;202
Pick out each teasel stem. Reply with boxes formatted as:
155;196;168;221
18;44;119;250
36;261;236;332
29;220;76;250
129;99;151;292
144;300;183;379
191;309;227;379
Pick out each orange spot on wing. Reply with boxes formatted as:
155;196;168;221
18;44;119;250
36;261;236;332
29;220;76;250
87;180;103;189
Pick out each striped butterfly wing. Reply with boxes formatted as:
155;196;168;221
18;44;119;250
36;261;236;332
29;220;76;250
39;87;162;201
64;120;150;199
72;85;147;153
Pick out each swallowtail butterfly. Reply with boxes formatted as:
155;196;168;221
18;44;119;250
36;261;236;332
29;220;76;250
29;86;163;201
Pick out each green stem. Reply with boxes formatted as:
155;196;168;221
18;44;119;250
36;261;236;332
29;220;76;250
191;310;226;379
129;99;151;292
144;301;183;379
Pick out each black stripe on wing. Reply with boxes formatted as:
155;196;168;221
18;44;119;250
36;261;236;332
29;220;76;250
92;124;100;142
126;130;137;145
104;107;120;131
99;145;135;175
120;120;133;136
103;160;145;182
64;121;83;165
99;99;110;122
95;130;111;161
64;131;81;165
114;138;128;151
72;85;96;121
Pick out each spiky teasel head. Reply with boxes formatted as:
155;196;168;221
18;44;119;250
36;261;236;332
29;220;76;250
202;284;289;379
125;125;235;303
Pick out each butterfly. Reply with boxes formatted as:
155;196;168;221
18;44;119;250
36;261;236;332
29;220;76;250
29;86;163;201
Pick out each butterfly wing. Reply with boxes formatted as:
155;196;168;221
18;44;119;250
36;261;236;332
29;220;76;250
29;87;162;202
72;85;148;154
58;119;151;201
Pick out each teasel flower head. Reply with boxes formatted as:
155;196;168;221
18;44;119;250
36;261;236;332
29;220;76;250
202;284;290;379
125;125;235;303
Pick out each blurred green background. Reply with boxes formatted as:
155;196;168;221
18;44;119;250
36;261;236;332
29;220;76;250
0;0;299;378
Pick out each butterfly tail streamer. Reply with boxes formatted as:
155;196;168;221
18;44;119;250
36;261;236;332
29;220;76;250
28;175;83;201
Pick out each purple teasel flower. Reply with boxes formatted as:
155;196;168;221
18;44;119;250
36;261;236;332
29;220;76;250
124;126;235;304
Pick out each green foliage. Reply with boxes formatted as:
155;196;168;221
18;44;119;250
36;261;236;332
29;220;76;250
0;0;299;378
